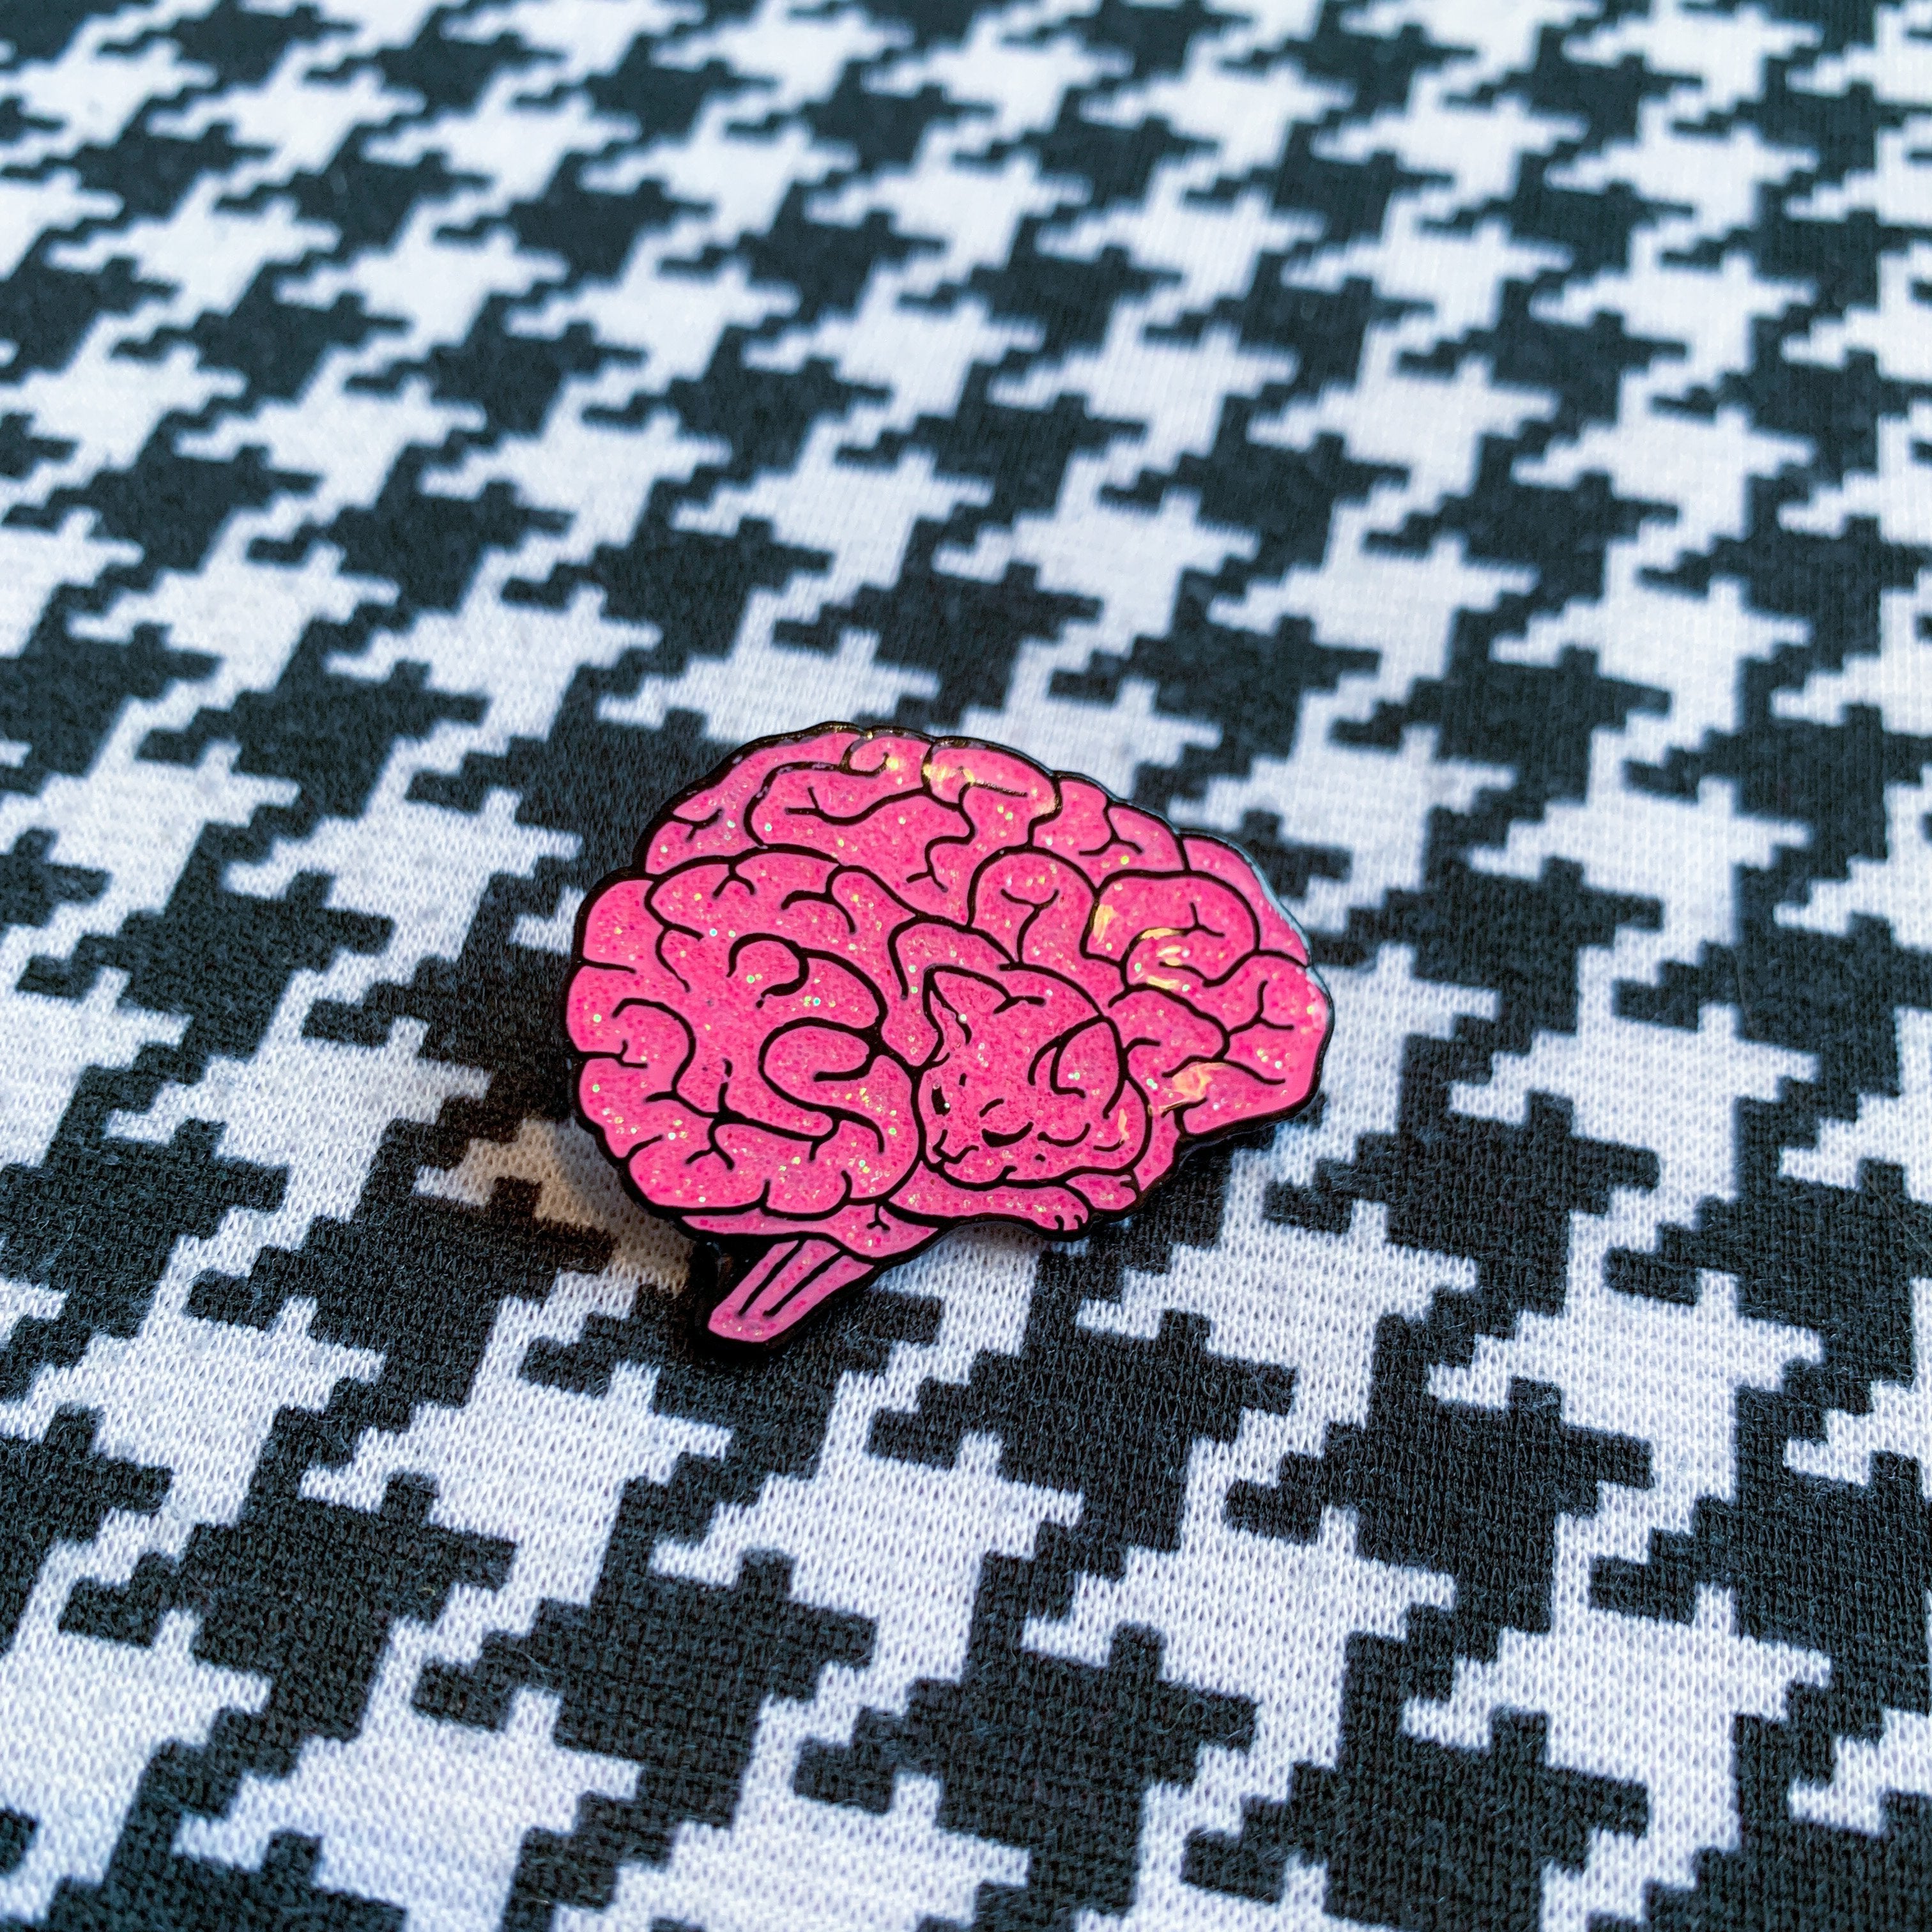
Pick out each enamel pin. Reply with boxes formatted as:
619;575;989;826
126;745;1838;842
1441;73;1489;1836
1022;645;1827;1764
565;725;1332;1344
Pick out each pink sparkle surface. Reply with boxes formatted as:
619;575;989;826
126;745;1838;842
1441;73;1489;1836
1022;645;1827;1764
566;726;1332;1342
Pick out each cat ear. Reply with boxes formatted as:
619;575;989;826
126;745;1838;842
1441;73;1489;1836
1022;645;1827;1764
926;966;1009;1041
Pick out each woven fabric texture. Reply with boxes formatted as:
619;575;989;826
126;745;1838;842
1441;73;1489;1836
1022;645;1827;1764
0;1;1928;1928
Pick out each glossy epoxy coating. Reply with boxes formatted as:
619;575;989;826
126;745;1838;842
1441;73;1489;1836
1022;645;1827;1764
567;726;1331;1340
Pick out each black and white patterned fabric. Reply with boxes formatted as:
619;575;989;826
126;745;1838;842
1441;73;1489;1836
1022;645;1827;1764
1;1;1929;1927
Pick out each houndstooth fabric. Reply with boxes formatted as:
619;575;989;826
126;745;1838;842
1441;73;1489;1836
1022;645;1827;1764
0;1;1928;1927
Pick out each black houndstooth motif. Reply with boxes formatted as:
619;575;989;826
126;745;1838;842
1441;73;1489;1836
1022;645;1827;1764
0;1;1928;1928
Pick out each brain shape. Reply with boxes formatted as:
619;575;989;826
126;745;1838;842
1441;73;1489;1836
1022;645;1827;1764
567;726;1331;1342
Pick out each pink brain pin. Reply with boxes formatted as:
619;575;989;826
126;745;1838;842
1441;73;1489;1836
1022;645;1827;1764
565;724;1333;1345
